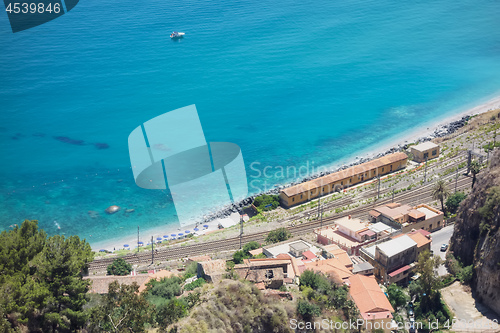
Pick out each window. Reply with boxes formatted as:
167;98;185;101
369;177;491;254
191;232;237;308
292;197;295;202
382;167;384;172
265;270;274;279
432;149;437;156
300;194;303;199
424;152;429;159
390;165;393;171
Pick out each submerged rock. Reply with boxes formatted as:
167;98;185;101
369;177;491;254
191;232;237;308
105;205;120;214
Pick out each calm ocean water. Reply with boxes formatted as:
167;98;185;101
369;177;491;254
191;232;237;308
1;0;499;246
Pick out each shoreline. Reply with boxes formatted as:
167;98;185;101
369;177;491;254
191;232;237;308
90;94;500;252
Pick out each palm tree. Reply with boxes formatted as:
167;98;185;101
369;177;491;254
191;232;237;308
432;179;450;214
470;160;481;188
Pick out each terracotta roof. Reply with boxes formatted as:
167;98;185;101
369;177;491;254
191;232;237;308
255;282;266;290
388;265;411;278
329;248;353;268
305;258;353;280
407;231;431;248
302;250;317;260
369;210;381;217
138;270;175;293
414;228;431;237
392;230;431;249
348;275;394;316
290;257;302;277
281;152;407;197
84;275;151;294
372;203;413;220
249;248;264;256
199;259;226;276
276;253;291;259
359;229;376;237
408;210;425;219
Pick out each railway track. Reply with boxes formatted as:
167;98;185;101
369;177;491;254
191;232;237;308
89;172;472;271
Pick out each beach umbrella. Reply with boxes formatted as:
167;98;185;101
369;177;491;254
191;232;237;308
171;233;177;237
185;230;191;234
99;249;106;252
123;244;129;248
147;242;151;246
163;235;168;238
156;237;162;240
203;224;209;228
138;241;144;245
178;233;184;236
194;228;199;231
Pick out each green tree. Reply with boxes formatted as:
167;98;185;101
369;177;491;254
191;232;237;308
145;276;182;305
253;194;280;211
432;179;450;213
242;241;260;253
232;249;248;264
445;192;467;214
232;241;262;263
386;283;409;311
458;265;473;284
408;280;423;300
86;281;152;333
0;220;93;332
156;298;188;330
265;228;291;244
470;160;481;188
296;299;320;321
107;258;132;276
415;251;442;311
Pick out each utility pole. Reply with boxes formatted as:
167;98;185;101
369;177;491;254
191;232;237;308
151;236;154;265
317;190;321;220
455;166;459;193
424;156;428;183
137;226;140;253
377;175;381;199
320;206;324;228
239;214;243;249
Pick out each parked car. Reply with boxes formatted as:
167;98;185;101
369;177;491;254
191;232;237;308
441;244;449;251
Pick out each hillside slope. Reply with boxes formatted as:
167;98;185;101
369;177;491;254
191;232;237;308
449;149;500;315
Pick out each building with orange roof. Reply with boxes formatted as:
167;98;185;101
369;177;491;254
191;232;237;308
348;274;395;333
279;152;408;207
360;234;418;284
249;247;263;256
84;269;175;294
394;229;431;258
315;216;377;255
305;258;353;283
369;202;444;233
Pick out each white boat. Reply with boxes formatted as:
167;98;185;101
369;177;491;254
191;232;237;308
170;31;185;38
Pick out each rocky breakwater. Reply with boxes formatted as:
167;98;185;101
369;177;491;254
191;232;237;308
449;149;500;315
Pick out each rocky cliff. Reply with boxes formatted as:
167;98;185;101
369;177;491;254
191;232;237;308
450;149;500;315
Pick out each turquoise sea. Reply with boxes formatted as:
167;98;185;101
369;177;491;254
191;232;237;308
1;0;500;247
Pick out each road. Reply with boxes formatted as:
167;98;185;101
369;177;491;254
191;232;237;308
431;224;454;276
